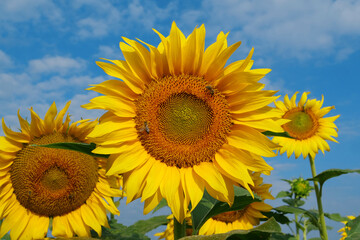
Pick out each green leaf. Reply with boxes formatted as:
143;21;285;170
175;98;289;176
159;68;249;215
275;191;291;199
262;211;291;225
32;142;109;158
126;215;169;235
191;187;261;234
282;198;305;207
262;131;294;138
281;179;292;184
269;233;297;240
324;213;348;222
307;169;360;196
182;217;281;240
274;206;320;229
92;216;168;240
0;233;11;240
152;198;168;214
346;215;360;239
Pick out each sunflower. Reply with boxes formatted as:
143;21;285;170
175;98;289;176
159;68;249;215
199;172;274;235
338;215;356;240
0;102;122;239
83;22;285;222
273;92;340;159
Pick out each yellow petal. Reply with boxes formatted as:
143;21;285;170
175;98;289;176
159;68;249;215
227;126;277;157
43;102;57;134
67;210;90;237
160;166;180;209
125;160;152;203
0;137;22;153
120;41;152;84
86;196;108;228
96;61;144;94
29;107;45;137
84;96;135;118
183;168;204;211
215;148;254;187
2;119;30;143
106;145;149;175
55;101;71;131
52;215;73;238
143;189;162;215
194;162;231;204
141;160;167;200
9;205;30;240
205;41;241;82
92;128;138;146
17;110;30;135
88;79;138;101
0;203;23;238
80;204;102;237
89;119;135;138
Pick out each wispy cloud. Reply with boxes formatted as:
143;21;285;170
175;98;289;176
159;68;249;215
0;0;62;22
197;0;360;60
72;0;176;39
76;18;110;38
0;50;13;69
28;56;86;75
95;45;123;60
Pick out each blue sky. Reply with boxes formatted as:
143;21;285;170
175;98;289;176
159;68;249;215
1;0;359;239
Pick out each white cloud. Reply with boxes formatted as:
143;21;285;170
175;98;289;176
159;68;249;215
261;77;291;95
95;45;123;60
35;75;105;92
77;18;109;38
73;0;176;39
198;0;360;59
0;50;13;69
68;91;104;121
28;56;86;75
0;0;62;22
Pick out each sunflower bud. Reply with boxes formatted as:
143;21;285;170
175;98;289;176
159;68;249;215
290;177;312;199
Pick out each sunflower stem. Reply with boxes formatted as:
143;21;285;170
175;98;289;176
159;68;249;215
173;217;186;240
294;212;300;240
308;155;328;240
303;219;308;240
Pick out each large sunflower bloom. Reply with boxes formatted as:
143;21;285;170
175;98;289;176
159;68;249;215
0;102;122;239
84;22;285;222
273;92;340;159
199;172;274;235
338;215;356;240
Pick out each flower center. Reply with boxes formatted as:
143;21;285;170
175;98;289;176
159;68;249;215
134;74;232;168
41;167;69;191
158;93;213;144
282;108;318;140
212;209;246;223
10;133;99;217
